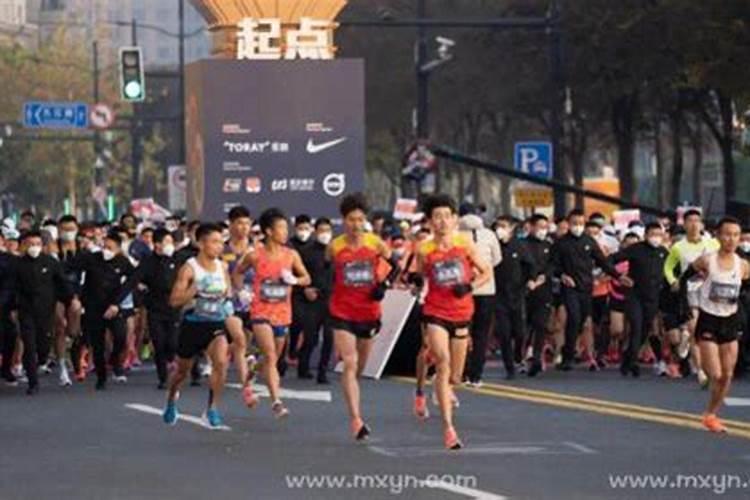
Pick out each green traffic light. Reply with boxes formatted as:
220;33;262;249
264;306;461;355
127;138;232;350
125;81;143;99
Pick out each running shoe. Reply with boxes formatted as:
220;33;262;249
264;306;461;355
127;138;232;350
75;368;86;382
527;359;543;377
113;374;128;384
666;363;682;379
414;394;429;420
702;413;727;433
38;362;53;375
444;426;463;450
163;401;179;425
677;329;691;359
697;369;709;389
242;384;259;408
271;400;290;419
203;408;224;429
351;417;371;441
59;369;72;387
654;360;668;377
2;372;18;387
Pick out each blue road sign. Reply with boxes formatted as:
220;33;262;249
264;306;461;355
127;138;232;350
514;141;553;180
23;101;89;129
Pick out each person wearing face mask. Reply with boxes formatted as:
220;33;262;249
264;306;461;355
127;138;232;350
551;209;629;371
286;214;314;370
113;229;181;389
11;231;78;394
292;217;335;384
524;214;555;377
459;203;502;387
493;215;538;380
0;232;19;385
611;223;669;377
735;227;750;377
71;231;135;390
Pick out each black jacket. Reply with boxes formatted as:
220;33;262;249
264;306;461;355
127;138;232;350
175;244;199;267
551;233;619;293
294;240;332;302
12;254;72;317
525;235;554;303
71;252;135;312
612;241;668;302
0;252;16;311
495;238;537;309
115;252;180;319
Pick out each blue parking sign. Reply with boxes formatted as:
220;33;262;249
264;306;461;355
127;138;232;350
514;142;553;180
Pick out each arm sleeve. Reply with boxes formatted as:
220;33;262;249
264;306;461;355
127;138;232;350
664;244;681;286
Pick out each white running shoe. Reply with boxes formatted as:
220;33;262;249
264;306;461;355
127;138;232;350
677;329;691;359
113;375;128;384
59;369;72;387
38;363;53;375
201;363;212;378
654;360;668;377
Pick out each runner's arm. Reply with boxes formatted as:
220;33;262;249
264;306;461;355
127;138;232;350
664;244;681;286
169;264;196;308
291;250;312;288
467;241;492;290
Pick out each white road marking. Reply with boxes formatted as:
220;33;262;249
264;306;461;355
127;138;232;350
125;403;231;431
423;480;507;500
563;441;598;454
227;383;332;402
725;397;750;407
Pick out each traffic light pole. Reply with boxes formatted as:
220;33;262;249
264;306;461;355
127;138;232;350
131;18;143;200
178;0;186;166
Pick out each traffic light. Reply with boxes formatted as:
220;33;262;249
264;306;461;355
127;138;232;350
119;47;145;102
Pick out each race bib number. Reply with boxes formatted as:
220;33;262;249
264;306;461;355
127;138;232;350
687;277;704;293
432;259;464;287
343;261;374;287
709;282;740;304
194;296;225;321
260;279;288;302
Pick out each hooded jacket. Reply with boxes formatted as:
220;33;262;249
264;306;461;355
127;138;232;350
459;214;502;296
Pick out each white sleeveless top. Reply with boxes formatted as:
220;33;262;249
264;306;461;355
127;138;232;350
185;257;230;322
699;253;743;317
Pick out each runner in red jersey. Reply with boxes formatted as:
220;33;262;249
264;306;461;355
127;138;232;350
233;208;310;419
415;194;491;450
327;193;400;441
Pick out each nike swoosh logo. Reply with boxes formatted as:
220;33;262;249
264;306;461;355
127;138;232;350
306;137;347;154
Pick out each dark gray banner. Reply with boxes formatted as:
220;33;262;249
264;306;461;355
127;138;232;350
185;59;365;222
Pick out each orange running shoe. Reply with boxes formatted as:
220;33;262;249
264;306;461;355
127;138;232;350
444;426;463;450
702;413;727;433
351;417;371;441
414;394;429;420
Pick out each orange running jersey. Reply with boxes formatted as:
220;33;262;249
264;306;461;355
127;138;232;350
420;233;474;323
250;245;294;326
329;233;383;322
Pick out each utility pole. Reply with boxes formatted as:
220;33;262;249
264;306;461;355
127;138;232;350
131;18;142;199
414;0;428;199
548;0;567;216
178;0;186;166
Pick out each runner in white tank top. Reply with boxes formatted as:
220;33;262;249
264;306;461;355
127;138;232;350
691;217;750;434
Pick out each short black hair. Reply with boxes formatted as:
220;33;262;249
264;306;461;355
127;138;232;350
105;231;122;246
645;222;663;233
228;205;251;222
340;193;369;217
315;217;332;229
623;232;640;241
21;210;34;219
187;220;201;232
259;208;287;234
422;194;457;219
585;220;602;229
717;216;742;232
42;218;56;227
153;228;172;244
58;215;78;225
530;214;548;225
683;209;702;221
120;212;136;223
568;209;585;220
21;230;42;242
742;226;750;234
196;223;222;241
294;214;312;226
140;227;154;236
495;215;514;224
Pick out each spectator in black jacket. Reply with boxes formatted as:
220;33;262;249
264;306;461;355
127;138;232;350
552;210;629;371
524;214;555;377
287;214;314;367
0;233;18;384
294;217;334;384
613;223;669;377
115;229;180;388
71;231;135;390
493;216;539;379
12;231;78;394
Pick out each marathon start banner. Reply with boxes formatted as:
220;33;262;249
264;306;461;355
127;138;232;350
185;59;365;222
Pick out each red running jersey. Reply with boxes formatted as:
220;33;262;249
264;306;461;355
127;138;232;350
250;245;294;326
421;233;475;323
329;233;383;322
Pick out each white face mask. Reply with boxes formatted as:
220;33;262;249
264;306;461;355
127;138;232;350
61;230;77;242
166;222;179;233
102;249;116;261
535;229;548;241
317;232;332;246
648;236;663;248
740;241;750;253
27;245;42;259
570;225;585;237
496;227;510;242
161;244;175;257
296;229;312;243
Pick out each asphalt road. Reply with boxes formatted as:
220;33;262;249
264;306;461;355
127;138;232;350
2;362;750;500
